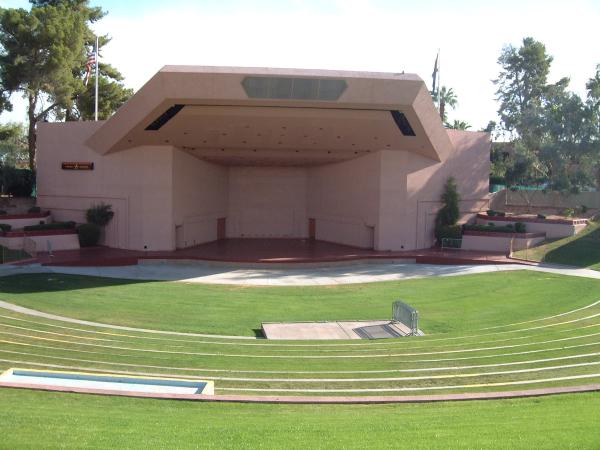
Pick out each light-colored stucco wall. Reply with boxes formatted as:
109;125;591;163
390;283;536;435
475;217;586;239
36;122;490;252
36;122;176;251
461;233;545;252
307;152;380;249
228;167;308;238
370;131;490;251
0;234;80;252
172;149;228;247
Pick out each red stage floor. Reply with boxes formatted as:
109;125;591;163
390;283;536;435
25;239;519;267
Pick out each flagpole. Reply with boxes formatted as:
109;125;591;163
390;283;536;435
437;49;441;110
94;35;99;121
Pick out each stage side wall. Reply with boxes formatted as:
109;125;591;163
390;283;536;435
382;130;491;250
172;150;228;247
36;122;176;251
227;166;308;238
307;152;380;248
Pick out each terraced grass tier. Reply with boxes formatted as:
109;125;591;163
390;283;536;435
0;270;599;396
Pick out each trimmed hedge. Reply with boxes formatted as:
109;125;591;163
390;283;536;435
77;223;101;247
464;223;514;233
27;206;41;214
463;223;527;234
486;210;506;217
0;224;11;232
23;221;76;232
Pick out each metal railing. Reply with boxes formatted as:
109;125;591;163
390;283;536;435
441;237;462;250
392;300;419;336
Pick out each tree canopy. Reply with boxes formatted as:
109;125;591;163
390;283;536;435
493;37;600;192
0;0;132;170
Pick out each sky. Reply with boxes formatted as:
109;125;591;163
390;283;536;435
1;0;599;130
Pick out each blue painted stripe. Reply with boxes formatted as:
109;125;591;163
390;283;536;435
13;370;206;390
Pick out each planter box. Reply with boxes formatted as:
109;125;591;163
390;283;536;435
0;211;52;229
0;229;79;252
476;213;587;239
462;230;545;253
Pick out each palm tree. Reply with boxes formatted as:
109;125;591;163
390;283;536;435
447;119;471;130
432;86;457;122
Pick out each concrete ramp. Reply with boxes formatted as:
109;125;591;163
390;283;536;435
262;320;415;340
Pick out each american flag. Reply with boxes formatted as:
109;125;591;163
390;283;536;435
84;49;96;86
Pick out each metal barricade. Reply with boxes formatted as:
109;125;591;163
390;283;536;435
392;301;419;336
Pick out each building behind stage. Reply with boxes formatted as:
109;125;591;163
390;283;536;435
36;66;490;252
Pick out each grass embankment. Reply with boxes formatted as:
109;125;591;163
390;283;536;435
0;270;599;395
0;389;599;449
1;271;599;336
513;220;600;270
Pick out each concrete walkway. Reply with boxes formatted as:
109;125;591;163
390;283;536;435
0;260;599;286
2;382;600;404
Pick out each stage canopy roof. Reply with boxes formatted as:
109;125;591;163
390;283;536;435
86;66;453;166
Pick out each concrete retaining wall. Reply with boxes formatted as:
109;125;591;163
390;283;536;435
461;231;545;253
0;232;80;251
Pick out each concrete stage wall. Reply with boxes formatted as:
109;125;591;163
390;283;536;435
36;124;490;252
228;166;308;239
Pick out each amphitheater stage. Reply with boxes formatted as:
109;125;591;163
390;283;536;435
28;238;514;267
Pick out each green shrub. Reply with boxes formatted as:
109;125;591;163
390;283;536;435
562;208;575;218
487;209;497;216
1;167;35;197
435;177;460;242
463;223;517;233
27;206;41;214
437;224;462;240
580;205;588;214
0;224;11;232
77;223;101;247
23;221;76;232
514;222;527;233
537;213;546;219
86;203;114;227
0;210;6;215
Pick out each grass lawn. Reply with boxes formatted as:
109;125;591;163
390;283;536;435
1;270;600;336
513;220;600;270
0;388;599;449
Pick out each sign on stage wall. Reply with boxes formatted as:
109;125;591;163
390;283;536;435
61;162;94;170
